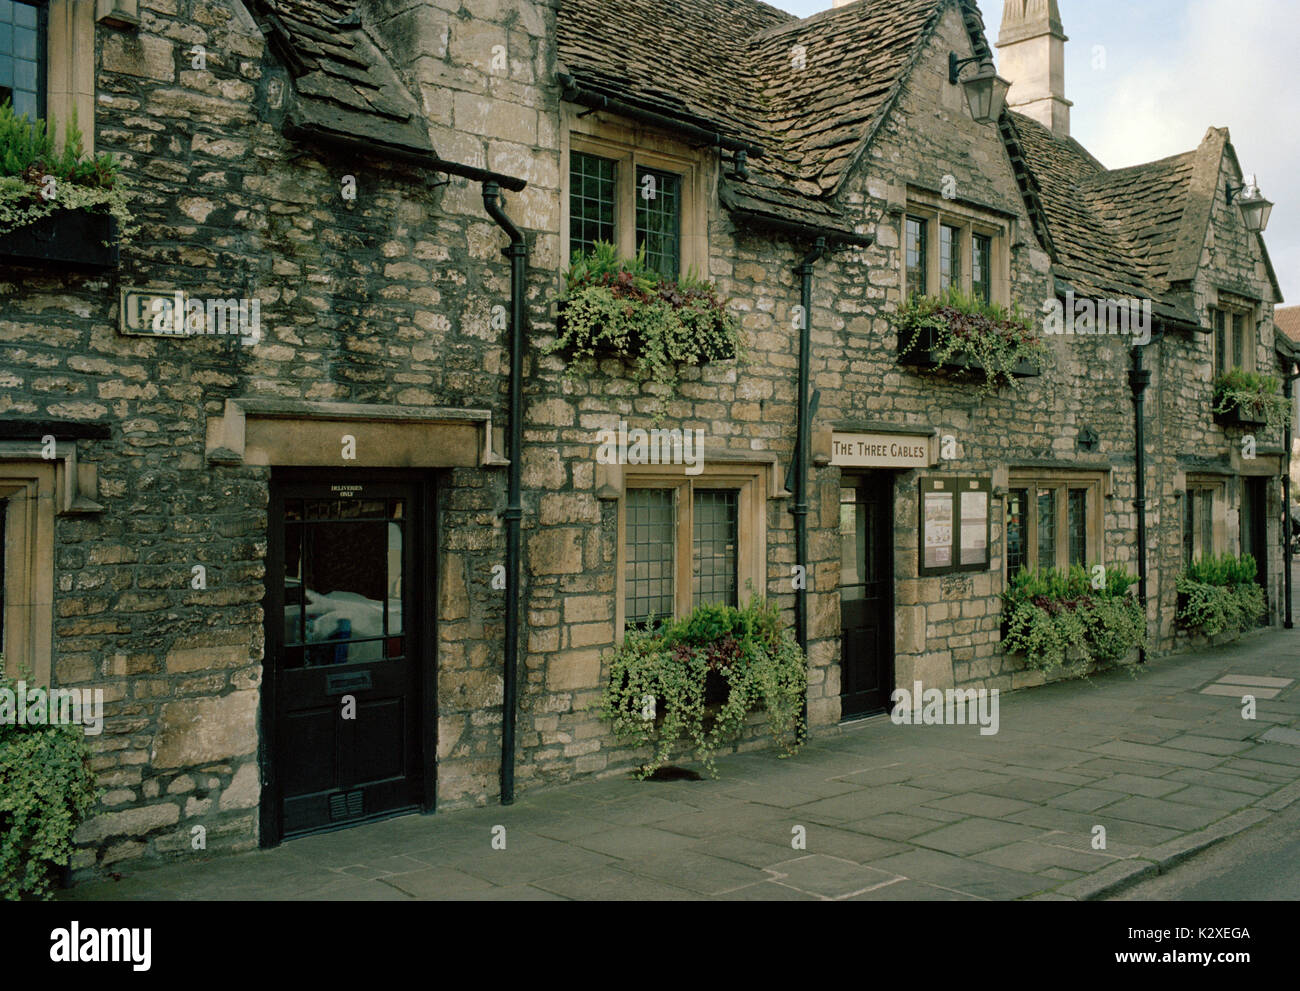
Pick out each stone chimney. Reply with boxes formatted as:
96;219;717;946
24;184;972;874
996;0;1072;137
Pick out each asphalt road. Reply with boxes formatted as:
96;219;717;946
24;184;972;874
1115;798;1300;900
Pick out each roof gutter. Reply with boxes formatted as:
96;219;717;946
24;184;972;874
557;72;766;161
729;208;875;248
283;118;527;191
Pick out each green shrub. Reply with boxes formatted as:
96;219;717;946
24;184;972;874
0;662;100;900
0;100;134;241
890;285;1050;395
1176;554;1266;639
1002;564;1146;673
546;242;742;414
600;597;806;778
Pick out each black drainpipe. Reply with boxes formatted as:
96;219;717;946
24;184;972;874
793;238;827;680
1129;341;1152;664
1284;366;1299;629
482;182;528;804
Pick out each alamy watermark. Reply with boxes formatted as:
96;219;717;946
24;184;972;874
1043;291;1152;346
890;682;1000;736
595;421;706;475
0;682;104;736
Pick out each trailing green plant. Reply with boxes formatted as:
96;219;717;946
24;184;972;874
1002;564;1146;673
1212;369;1291;431
0;101;135;242
0;661;100;900
1175;553;1267;638
545;242;743;411
599;597;807;778
890;285;1050;395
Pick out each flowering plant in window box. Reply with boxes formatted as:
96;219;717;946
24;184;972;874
600;598;806;779
0;103;135;269
1001;564;1145;675
892;287;1047;393
546;242;743;402
1211;369;1290;431
1175;553;1266;641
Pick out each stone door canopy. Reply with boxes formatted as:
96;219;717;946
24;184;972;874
205;398;508;469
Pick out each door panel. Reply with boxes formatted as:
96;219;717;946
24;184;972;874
264;476;431;841
1241;476;1269;622
840;474;895;718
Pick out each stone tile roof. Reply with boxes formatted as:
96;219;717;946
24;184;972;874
248;0;434;155
557;0;955;236
1004;112;1200;323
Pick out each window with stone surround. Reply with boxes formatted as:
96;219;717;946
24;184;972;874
939;223;960;293
1211;303;1256;376
0;0;45;120
617;465;766;632
1183;478;1224;564
1006;471;1105;575
901;193;1008;305
11;0;97;153
0;461;56;683
562;110;708;278
905;216;928;296
972;233;992;303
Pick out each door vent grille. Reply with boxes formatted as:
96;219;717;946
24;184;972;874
329;790;364;821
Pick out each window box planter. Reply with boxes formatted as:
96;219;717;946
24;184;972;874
554;304;736;363
0;208;120;269
1211;401;1268;429
898;325;1039;379
1211;371;1290;432
601;600;806;778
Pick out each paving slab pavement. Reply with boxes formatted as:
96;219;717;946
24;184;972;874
62;627;1300;901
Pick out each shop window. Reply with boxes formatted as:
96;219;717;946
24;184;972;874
564;119;705;276
919;476;990;576
1007;473;1105;575
618;466;765;632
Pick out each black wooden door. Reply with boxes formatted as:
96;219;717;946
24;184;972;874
840;474;895;718
1241;476;1269;611
264;474;432;840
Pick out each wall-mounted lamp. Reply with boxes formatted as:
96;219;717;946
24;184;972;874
1226;175;1274;234
949;53;1010;126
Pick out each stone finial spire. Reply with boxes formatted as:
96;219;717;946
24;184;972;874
996;0;1072;137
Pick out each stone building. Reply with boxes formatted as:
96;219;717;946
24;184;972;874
0;0;1285;876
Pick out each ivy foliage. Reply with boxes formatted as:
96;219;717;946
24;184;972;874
0;101;135;241
891;286;1050;395
545;242;743;413
1175;553;1267;639
600;598;807;779
0;662;100;901
1002;564;1146;674
1212;369;1291;432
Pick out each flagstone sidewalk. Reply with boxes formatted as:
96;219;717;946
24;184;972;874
63;628;1300;901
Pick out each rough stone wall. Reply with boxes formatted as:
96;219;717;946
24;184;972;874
1152;144;1283;653
0;0;557;871
2;0;1283;872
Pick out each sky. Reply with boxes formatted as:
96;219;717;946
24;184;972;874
773;0;1299;306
